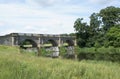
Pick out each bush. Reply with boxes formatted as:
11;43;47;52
59;46;66;57
77;47;120;62
40;47;52;57
19;47;38;56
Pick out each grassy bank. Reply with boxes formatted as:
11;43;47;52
0;45;120;79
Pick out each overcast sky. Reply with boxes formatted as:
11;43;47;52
0;0;119;35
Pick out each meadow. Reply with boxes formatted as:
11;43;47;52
0;45;120;79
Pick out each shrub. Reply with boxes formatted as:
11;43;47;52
77;47;120;62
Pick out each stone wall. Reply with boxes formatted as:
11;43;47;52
0;34;12;45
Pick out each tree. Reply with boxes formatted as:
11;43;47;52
105;26;120;47
74;18;89;47
74;6;120;47
99;6;120;31
86;13;102;47
69;33;76;36
74;18;88;33
90;13;101;32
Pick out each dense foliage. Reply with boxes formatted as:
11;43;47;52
75;47;120;62
74;6;120;48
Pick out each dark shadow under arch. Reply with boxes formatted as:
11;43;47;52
20;39;37;48
48;39;58;46
66;40;74;46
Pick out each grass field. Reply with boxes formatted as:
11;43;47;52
0;45;120;79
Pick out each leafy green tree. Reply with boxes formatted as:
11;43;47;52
90;13;101;32
74;18;88;33
74;6;120;48
74;18;89;47
99;6;120;31
105;26;120;47
69;33;76;36
86;13;102;47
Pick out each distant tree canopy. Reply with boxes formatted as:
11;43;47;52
74;6;120;48
99;6;120;31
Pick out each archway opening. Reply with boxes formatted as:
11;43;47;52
42;39;59;58
19;39;38;55
20;39;37;49
63;40;75;59
48;39;58;47
66;40;74;46
43;39;58;47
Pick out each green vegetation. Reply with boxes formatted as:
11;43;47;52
0;6;120;79
74;6;120;48
42;43;68;47
40;46;67;57
0;45;120;79
40;47;52;56
75;47;120;62
43;44;52;47
73;6;120;62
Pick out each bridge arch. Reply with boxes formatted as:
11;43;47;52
20;39;37;48
43;39;58;47
66;39;74;46
42;39;59;57
48;39;58;46
62;39;75;59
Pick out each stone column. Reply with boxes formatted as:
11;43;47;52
52;46;59;58
37;37;41;56
67;46;74;55
66;46;75;59
58;35;61;47
74;39;77;46
11;36;14;46
38;37;41;48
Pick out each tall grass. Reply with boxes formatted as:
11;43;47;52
0;45;120;79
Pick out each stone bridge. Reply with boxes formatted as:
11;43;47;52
0;33;76;57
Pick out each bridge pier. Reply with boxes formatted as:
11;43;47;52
63;46;75;59
11;36;15;46
37;37;41;56
0;33;76;58
51;46;59;58
37;47;41;56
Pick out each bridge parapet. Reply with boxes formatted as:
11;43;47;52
0;33;76;47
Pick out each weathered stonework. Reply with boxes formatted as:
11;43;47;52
0;33;76;47
0;33;76;57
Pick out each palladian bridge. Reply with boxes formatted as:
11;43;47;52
0;33;76;57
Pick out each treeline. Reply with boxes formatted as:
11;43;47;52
74;6;120;48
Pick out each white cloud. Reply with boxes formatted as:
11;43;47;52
0;21;5;26
89;0;113;5
26;0;72;7
0;3;78;35
0;0;119;35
